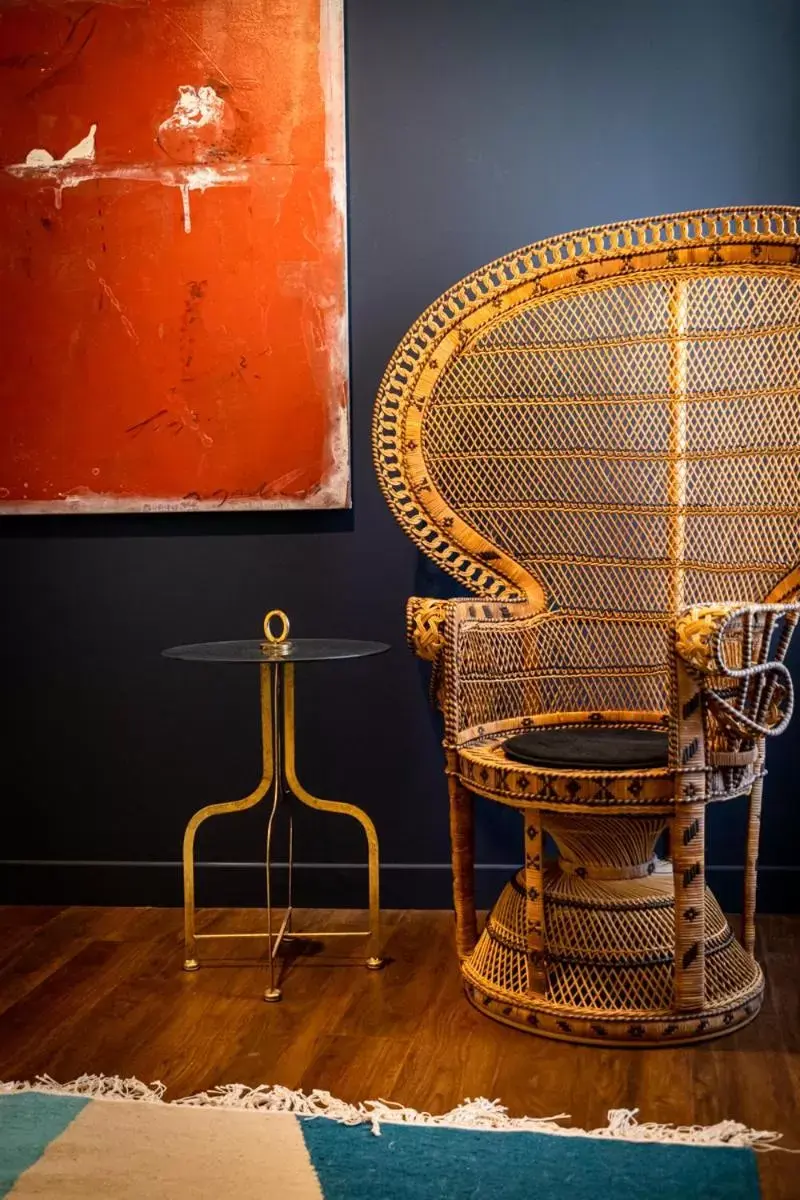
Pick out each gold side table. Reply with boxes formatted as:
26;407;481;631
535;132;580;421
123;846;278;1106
163;611;388;1001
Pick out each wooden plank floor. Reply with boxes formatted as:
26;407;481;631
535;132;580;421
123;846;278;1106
0;907;797;1196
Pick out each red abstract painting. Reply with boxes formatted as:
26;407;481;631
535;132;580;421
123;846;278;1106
0;0;349;512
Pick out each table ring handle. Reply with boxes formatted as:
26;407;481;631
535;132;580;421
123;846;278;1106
262;609;291;651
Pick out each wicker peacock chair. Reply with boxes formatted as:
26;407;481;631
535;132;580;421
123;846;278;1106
373;207;800;1046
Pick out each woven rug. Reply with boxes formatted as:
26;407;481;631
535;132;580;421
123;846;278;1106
0;1077;774;1198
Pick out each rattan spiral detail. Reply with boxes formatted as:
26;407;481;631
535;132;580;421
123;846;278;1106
374;208;800;1044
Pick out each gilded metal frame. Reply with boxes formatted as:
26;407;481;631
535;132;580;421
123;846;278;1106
182;619;383;1001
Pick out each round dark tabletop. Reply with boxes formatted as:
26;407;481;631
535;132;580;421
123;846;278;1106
162;638;390;664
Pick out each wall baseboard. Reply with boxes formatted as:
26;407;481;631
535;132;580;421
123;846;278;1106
1;860;798;912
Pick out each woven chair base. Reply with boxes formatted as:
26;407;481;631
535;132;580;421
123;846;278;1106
461;865;763;1046
461;981;762;1046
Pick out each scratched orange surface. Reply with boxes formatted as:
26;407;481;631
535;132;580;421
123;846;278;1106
0;0;349;512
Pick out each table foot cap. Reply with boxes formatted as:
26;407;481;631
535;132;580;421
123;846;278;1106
183;959;200;972
264;988;283;1003
365;957;385;971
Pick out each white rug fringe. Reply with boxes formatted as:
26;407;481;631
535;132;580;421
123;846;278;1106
0;1075;166;1104
0;1075;791;1152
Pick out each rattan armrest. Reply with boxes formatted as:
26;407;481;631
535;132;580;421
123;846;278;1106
406;597;448;662
406;596;538;729
406;596;535;662
674;602;800;738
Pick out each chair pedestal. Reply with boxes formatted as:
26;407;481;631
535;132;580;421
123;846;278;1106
461;854;763;1046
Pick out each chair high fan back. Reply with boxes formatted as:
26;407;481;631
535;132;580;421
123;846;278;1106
374;209;800;716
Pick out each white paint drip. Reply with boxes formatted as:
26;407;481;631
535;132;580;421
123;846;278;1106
7;157;247;234
21;124;97;210
171;164;243;233
9;118;247;232
179;184;191;232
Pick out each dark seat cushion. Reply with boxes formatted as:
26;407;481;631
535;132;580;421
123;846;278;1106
503;726;669;771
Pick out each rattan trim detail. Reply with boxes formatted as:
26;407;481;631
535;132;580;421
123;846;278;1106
452;717;763;813
462;981;763;1045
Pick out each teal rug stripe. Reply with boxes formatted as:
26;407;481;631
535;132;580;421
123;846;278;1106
301;1120;760;1200
0;1094;90;1198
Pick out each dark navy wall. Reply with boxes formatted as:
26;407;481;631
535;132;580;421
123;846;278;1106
2;0;799;910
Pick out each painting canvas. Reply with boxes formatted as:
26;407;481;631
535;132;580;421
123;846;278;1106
0;0;349;513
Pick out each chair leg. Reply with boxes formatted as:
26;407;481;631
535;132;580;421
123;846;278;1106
447;774;478;959
742;762;765;959
524;807;547;995
671;802;706;1012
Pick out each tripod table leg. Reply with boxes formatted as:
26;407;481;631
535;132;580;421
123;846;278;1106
181;664;274;971
282;663;384;969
